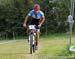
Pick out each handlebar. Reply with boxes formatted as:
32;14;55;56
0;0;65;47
27;25;40;29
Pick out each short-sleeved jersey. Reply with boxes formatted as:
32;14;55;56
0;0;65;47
27;10;44;26
28;10;44;19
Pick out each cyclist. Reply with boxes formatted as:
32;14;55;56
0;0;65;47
23;4;45;49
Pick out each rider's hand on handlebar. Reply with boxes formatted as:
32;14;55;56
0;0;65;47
38;24;41;27
23;24;26;28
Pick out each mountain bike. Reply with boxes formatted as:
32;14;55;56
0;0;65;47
28;25;39;54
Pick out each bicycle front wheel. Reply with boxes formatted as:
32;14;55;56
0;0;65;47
29;34;35;54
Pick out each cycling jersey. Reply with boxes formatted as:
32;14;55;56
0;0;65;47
28;10;44;26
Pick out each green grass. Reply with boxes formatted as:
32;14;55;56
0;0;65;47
0;33;75;59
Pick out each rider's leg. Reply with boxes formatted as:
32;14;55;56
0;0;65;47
36;29;40;46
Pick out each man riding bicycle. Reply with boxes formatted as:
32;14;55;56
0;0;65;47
23;4;45;49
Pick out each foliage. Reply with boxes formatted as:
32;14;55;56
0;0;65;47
0;0;75;38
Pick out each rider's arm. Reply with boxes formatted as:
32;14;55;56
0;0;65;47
23;10;33;27
23;15;29;27
39;16;45;27
24;15;29;24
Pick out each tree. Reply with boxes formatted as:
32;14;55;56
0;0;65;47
0;0;75;38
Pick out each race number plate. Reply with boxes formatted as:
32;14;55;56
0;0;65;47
29;25;35;29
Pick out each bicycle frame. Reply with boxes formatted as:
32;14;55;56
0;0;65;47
28;25;37;54
28;25;36;44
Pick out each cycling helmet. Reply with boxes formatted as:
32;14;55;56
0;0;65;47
33;4;40;11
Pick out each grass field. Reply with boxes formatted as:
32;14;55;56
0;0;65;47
0;33;75;59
